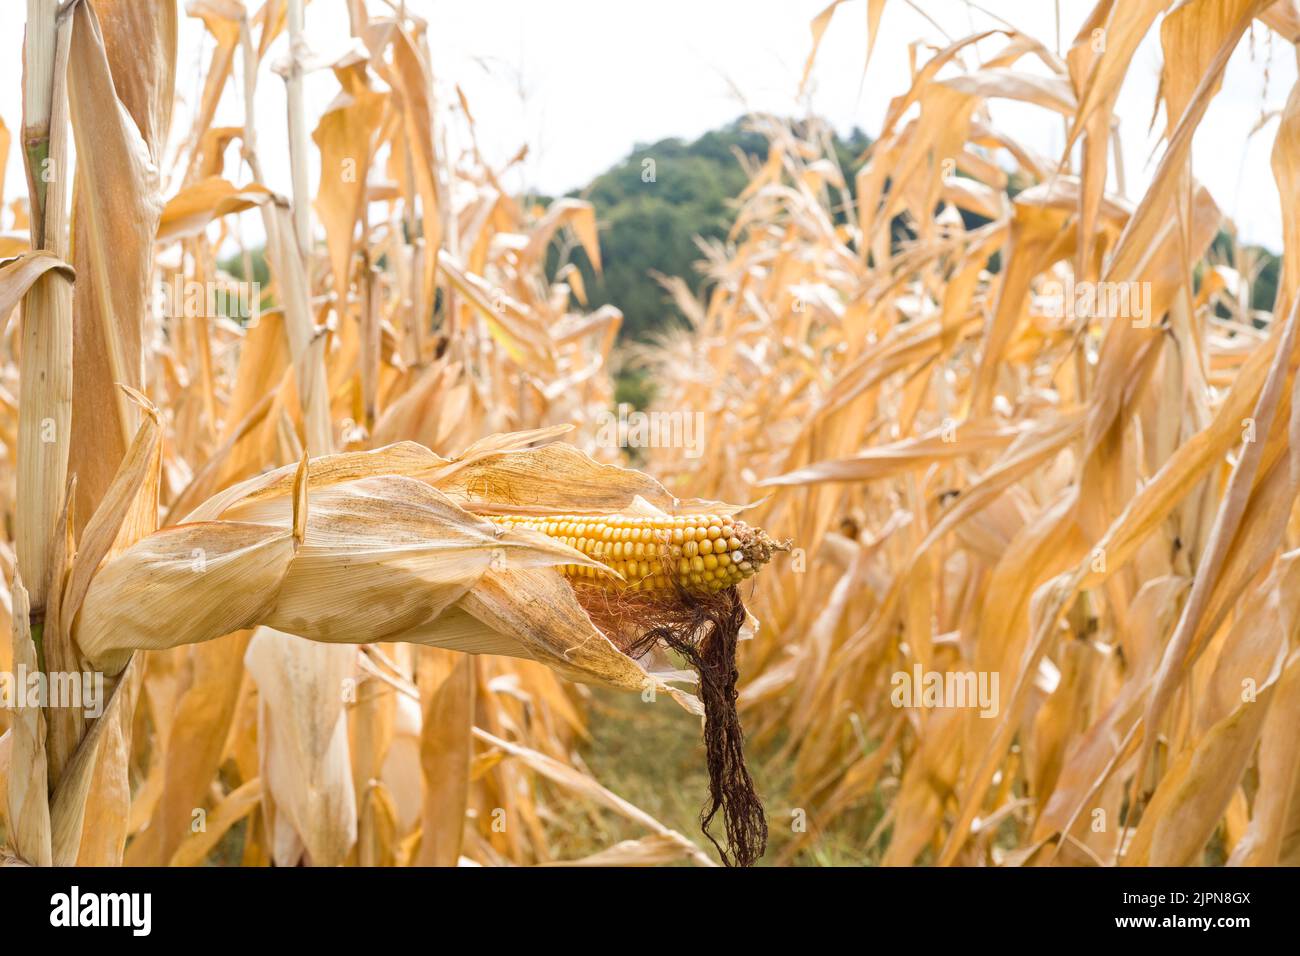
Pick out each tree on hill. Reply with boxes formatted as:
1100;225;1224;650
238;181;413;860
561;119;869;342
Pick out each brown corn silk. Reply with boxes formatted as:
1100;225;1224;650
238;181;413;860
491;511;783;865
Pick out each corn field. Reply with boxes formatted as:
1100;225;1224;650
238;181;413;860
0;0;1299;870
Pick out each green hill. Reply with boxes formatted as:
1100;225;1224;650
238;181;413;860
561;119;870;342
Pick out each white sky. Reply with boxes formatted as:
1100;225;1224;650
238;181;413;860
0;0;1294;249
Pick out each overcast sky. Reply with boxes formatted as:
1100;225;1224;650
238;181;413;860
0;0;1294;249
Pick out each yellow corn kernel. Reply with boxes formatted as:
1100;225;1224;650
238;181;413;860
492;512;779;595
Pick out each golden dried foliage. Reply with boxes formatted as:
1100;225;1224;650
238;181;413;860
0;0;742;868
638;0;1300;867
1;0;1299;870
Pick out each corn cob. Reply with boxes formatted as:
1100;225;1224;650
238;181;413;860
491;513;779;594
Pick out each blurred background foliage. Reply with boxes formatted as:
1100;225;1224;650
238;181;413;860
226;115;1281;407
